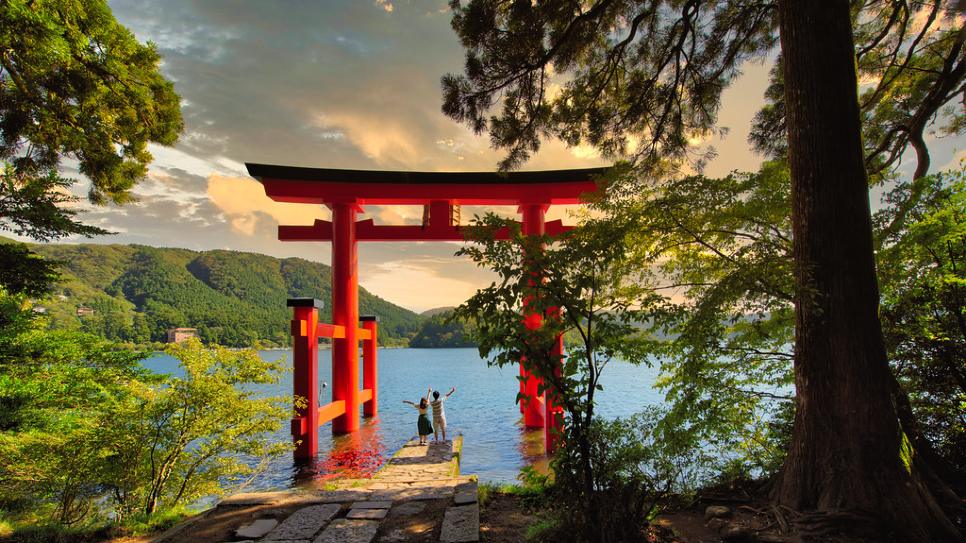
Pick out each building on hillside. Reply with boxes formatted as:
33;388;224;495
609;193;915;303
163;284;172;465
32;306;48;314
166;327;198;343
76;306;95;317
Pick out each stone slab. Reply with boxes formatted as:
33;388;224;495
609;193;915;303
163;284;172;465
454;481;477;504
390;501;426;516
371;485;455;502
705;505;733;520
263;503;340;541
313;519;379;543
440;503;479;543
453;490;477;505
346;508;388;520
235;518;278;539
315;490;372;503
348;500;391;509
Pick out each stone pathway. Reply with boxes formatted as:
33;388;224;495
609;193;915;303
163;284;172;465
152;436;478;543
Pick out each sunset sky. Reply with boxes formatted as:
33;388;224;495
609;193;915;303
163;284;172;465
48;0;965;313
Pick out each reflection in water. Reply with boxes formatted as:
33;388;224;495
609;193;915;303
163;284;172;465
518;424;551;478
295;416;388;486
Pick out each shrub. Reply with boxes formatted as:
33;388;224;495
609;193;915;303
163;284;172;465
534;410;703;543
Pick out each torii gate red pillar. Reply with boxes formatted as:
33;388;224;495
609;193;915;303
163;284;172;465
289;298;321;458
521;204;547;429
331;202;360;433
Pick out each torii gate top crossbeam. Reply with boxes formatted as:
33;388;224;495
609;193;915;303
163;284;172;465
246;163;606;205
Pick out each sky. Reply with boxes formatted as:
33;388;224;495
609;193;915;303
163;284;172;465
46;0;964;313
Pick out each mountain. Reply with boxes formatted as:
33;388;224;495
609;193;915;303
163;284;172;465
420;306;456;317
409;309;477;348
28;242;422;347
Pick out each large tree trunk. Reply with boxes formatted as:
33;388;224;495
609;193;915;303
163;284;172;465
773;1;963;541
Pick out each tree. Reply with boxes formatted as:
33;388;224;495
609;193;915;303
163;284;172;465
608;162;796;476
0;163;107;296
751;1;966;183
876;169;966;493
410;310;477;348
455;213;662;541
771;5;957;539
0;320;291;526
0;0;182;296
0;327;151;524
105;339;289;516
0;0;182;204
443;0;964;539
613;160;964;492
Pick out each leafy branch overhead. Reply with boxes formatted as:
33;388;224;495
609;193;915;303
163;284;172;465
0;0;183;204
750;1;966;181
443;0;963;182
443;0;778;172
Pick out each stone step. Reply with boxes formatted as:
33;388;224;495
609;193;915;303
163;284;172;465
313;518;379;543
346;508;389;520
440;503;479;543
235;518;278;539
349;501;392;509
263;503;340;541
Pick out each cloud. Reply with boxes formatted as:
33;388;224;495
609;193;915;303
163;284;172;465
939;148;966;172
82;0;962;314
360;257;490;313
313;112;421;166
206;174;330;235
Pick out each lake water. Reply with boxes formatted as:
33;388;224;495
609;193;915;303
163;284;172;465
143;347;664;489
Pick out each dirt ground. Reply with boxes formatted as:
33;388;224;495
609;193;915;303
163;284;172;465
375;498;450;542
478;493;536;543
477;493;707;543
477;491;885;543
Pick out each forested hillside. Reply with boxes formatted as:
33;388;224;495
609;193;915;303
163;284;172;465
409;309;476;348
29;242;422;347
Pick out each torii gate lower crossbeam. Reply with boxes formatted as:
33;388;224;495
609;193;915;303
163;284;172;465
248;164;604;457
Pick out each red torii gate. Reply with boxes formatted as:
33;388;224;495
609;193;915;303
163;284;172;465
246;163;603;458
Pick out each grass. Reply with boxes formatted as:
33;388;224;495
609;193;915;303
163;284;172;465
120;505;192;536
0;504;195;543
524;518;559;542
477;479;548;512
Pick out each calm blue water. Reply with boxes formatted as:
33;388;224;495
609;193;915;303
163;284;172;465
143;348;663;488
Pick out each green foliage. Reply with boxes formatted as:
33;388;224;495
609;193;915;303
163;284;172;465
0;303;291;528
409;310;476;348
0;0;182;304
0;319;153;525
533;411;706;543
455;211;664;542
118;504;190;536
876;169;966;476
106;339;290;516
620;161;965;483
612;161;795;477
28;243;422;347
0;242;60;296
457;211;657;415
751;2;965;181
0;0;183;204
443;1;776;172
0;166;109;242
